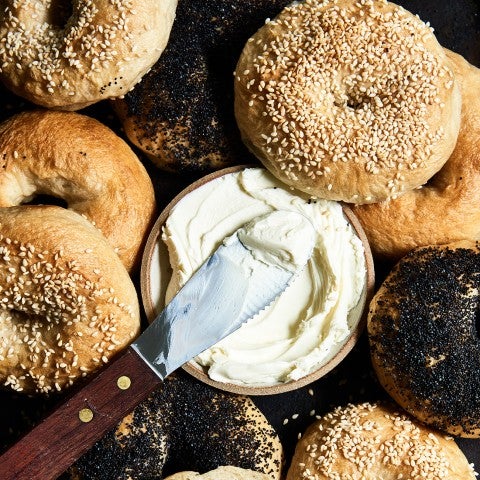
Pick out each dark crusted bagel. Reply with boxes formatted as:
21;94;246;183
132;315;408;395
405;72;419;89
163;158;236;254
113;0;291;173
368;241;480;437
66;372;283;479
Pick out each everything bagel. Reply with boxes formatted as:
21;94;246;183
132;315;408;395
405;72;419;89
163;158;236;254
368;241;480;437
114;0;291;173
68;372;283;479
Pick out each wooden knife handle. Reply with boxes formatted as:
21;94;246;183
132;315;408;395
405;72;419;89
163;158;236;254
0;347;161;480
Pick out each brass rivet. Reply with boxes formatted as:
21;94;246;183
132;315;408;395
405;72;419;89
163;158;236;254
79;408;94;423
117;375;131;390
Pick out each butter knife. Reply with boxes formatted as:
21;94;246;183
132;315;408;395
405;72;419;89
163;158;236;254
0;211;314;480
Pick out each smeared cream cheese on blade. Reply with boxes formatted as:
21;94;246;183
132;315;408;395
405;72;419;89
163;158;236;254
235;210;315;273
159;168;366;387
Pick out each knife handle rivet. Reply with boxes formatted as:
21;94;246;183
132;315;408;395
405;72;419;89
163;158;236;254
117;375;131;390
78;408;94;423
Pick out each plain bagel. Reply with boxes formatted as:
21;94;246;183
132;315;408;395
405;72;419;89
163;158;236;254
0;206;140;395
354;49;480;259
234;0;461;204
286;402;476;479
0;110;156;272
0;0;177;110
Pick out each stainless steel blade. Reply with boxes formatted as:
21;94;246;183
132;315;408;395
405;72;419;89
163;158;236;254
132;216;313;379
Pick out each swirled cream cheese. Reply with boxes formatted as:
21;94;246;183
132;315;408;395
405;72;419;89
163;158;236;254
159;168;366;386
236;210;315;273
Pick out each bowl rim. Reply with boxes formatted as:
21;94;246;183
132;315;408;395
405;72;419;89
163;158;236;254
140;165;375;395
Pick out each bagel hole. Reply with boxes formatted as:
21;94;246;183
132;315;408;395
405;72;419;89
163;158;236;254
346;99;362;110
46;2;73;28
23;194;68;209
333;96;363;110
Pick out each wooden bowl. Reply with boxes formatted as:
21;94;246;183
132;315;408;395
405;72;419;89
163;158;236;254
140;166;375;395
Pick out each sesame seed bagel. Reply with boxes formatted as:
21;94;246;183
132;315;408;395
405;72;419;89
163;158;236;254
286;403;476;480
113;0;291;173
368;242;480;437
67;372;283;479
164;466;272;480
286;402;476;480
234;0;462;204
0;205;140;395
0;110;156;273
0;0;177;110
354;49;480;259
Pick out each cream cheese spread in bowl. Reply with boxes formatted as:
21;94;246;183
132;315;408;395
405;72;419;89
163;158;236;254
141;166;374;394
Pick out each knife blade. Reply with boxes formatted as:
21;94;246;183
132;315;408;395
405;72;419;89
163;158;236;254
0;211;314;480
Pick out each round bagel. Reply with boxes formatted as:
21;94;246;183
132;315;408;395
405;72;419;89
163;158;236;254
0;205;140;395
354;49;480;259
368;241;480;437
0;0;177;110
164;466;271;480
113;0;291;173
67;372;283;479
0;110;156;272
234;0;461;204
286;402;476;479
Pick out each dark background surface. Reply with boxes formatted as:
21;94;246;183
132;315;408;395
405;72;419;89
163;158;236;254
0;0;479;477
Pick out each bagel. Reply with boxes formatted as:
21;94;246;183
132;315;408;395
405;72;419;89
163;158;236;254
0;205;140;395
113;0;291;173
354;49;480;259
0;110;156;272
0;0;177;110
234;0;461;204
286;402;476;479
164;467;271;480
368;241;480;437
67;372;283;479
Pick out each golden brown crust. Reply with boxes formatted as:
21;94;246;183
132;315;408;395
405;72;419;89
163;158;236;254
234;0;461;204
354;49;480;259
0;0;177;110
368;242;480;437
0;205;140;394
68;372;283;479
286;402;476;480
0;110;156;272
164;466;272;480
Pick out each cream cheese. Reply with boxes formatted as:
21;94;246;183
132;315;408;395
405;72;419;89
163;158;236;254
235;210;315;273
160;167;366;386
